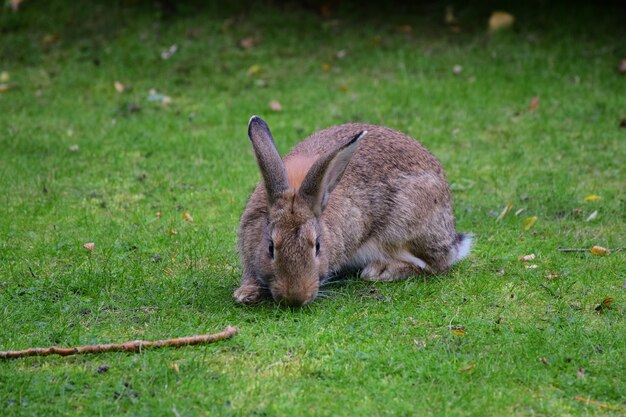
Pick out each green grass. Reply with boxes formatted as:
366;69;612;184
1;1;625;416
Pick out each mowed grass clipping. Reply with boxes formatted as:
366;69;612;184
0;1;625;416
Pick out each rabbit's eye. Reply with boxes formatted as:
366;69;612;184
315;238;320;257
268;240;274;259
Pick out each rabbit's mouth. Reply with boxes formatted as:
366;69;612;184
269;282;318;307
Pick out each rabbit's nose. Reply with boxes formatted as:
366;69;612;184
274;291;312;308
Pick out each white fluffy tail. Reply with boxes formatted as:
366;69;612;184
447;233;473;266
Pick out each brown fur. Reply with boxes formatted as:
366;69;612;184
284;156;316;191
234;119;471;307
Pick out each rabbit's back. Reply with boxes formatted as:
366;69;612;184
285;124;447;182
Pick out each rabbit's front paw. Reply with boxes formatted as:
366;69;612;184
234;283;262;304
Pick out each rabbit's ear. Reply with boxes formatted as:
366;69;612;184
300;130;367;215
248;116;290;206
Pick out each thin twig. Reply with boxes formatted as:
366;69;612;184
558;246;625;253
0;326;238;360
573;396;624;411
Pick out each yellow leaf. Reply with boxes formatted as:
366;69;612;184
488;11;515;33
83;242;95;252
584;194;602;202
321;63;332;72
590;245;608;256
452;329;465;336
523;216;538;231
496;203;512;222
247;64;262;76
183;211;193;222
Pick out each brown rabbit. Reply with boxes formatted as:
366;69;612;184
235;116;471;307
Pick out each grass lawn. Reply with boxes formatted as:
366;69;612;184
1;1;625;415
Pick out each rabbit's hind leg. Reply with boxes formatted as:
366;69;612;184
360;250;427;282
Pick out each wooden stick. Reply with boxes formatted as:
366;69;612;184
0;326;238;360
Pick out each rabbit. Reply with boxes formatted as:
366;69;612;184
234;116;472;307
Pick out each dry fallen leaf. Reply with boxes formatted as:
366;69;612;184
42;33;60;45
496;203;513;222
488;11;515;33
335;50;347;59
528;96;540;111
156;211;162;218
160;44;178;60
114;81;125;93
239;37;257;50
169;228;178;236
546;273;560;280
519;253;536;262
585;210;598;222
590;245;609;256
459;361;476;372
523;216;538;231
540;357;549;365
83;242;95;252
268;100;282;112
524;264;538;269
0;71;9;82
413;339;426;349
595;297;614;311
0;83;15;93
322;63;332;72
171;363;180;373
514;208;526;216
577;367;585;380
247;64;262;76
183;211;193;222
452;65;463;75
